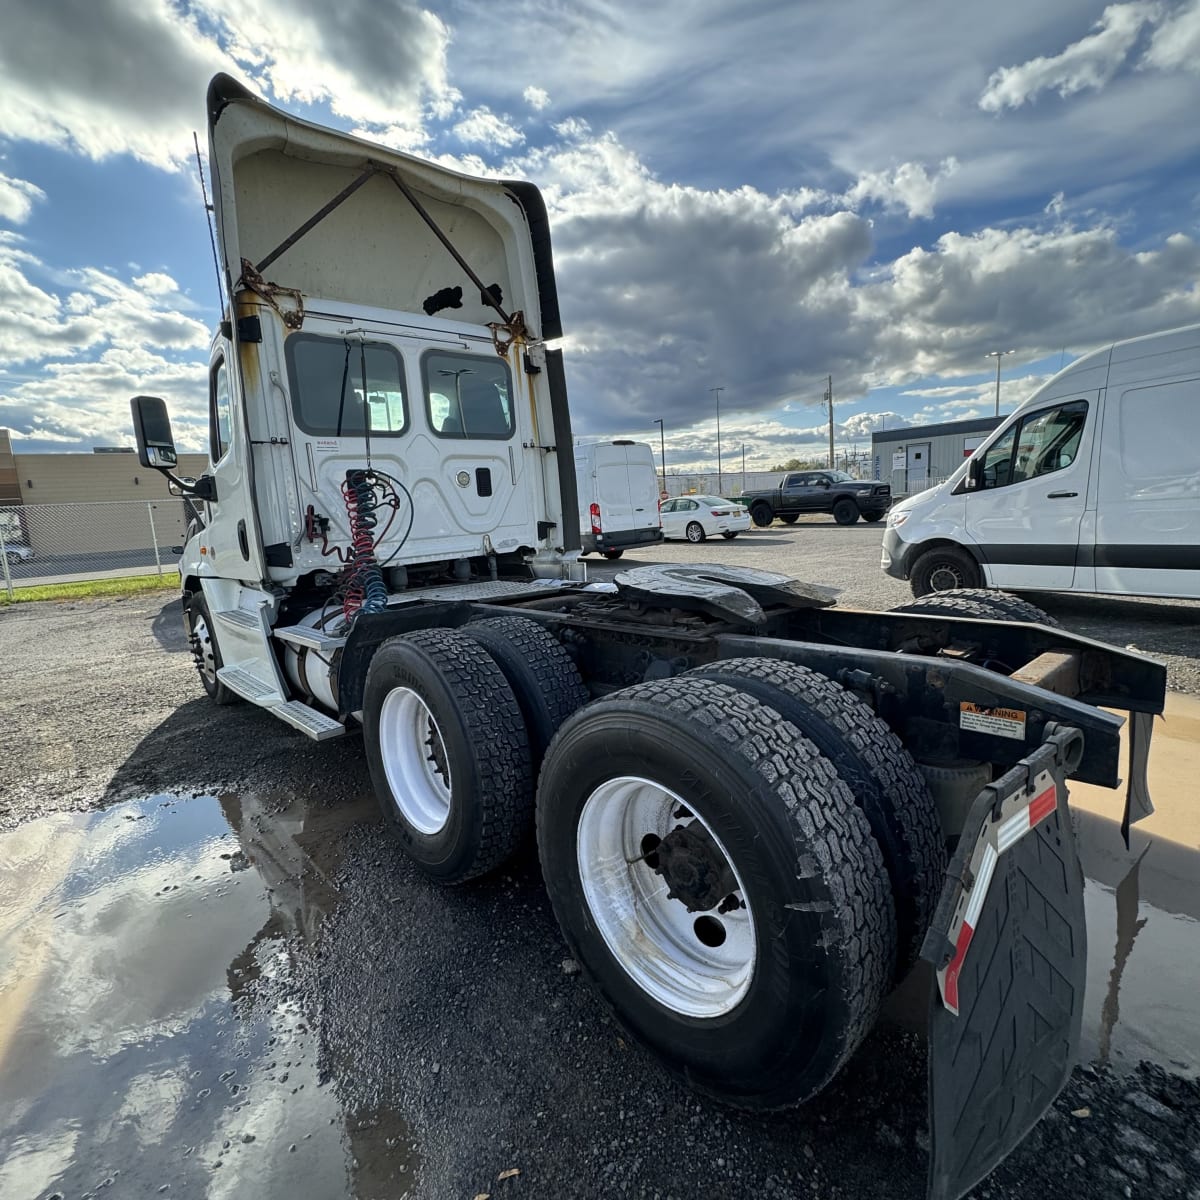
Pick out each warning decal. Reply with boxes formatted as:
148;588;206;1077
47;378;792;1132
960;702;1027;741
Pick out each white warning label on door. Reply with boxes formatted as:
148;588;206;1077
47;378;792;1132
959;702;1027;741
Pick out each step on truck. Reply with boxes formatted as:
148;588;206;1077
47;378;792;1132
132;74;1167;1200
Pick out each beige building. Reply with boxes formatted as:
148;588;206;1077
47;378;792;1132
1;429;211;557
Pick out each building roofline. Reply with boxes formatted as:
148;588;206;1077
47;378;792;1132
871;415;1004;444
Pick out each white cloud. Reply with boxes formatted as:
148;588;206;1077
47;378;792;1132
0;174;46;225
1142;0;1200;70
844;159;959;219
452;107;525;149
523;85;551;111
979;3;1160;111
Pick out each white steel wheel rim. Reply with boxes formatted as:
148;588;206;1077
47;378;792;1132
379;687;452;834
929;563;963;591
192;613;218;684
576;776;756;1018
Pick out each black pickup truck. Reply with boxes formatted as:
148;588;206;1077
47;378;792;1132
741;469;891;527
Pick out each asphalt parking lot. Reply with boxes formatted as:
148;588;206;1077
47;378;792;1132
1;519;1198;1200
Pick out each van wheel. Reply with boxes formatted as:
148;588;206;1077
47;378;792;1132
892;589;1061;628
832;499;859;525
183;592;237;706
685;522;707;543
537;678;893;1109
363;628;532;883
687;657;944;977
463;616;590;766
909;545;981;596
602;549;624;560
750;504;773;528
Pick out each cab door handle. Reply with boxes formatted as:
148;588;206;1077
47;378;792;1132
1047;491;1078;499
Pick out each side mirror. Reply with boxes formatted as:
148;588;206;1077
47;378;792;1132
965;455;982;491
131;396;178;470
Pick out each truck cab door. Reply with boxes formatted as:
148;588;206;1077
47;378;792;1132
781;473;809;513
964;397;1095;590
200;347;268;582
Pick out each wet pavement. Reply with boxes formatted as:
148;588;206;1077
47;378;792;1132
1;592;1199;1198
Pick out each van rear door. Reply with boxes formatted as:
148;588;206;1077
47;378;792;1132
1094;352;1200;598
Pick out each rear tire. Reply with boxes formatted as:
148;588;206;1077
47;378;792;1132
462;616;589;765
832;499;859;525
779;514;798;525
862;510;886;523
721;532;738;539
750;504;773;528
537;677;894;1109
685;521;706;543
687;658;944;976
909;545;982;596
183;592;237;706
363;628;532;883
892;588;1061;628
602;549;624;560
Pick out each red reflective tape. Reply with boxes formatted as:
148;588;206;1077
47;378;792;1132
1029;786;1057;827
943;919;975;1014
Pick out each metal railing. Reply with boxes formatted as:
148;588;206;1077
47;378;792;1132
0;500;196;597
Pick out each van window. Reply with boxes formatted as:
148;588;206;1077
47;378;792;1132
423;351;514;439
1118;380;1198;477
978;400;1088;489
210;358;233;461
285;335;408;437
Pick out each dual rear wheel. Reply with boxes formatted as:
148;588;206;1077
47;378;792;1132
362;621;943;1109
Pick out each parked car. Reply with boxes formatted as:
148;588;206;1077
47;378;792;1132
660;495;752;542
883;321;1200;598
574;440;664;560
4;543;34;565
741;470;891;527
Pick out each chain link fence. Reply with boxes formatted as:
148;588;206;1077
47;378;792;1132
0;500;197;597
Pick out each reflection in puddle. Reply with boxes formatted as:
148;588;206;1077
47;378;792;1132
0;791;417;1200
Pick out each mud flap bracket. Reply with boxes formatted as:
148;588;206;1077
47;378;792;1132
920;724;1087;1200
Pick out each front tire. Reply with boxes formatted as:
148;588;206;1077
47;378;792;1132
537;678;894;1109
832;498;859;525
909;545;982;596
183;592;237;706
862;510;886;523
685;521;706;543
363;628;532;883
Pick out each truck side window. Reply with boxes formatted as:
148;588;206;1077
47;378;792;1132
285;334;408;437
210;358;233;461
423;351;514;439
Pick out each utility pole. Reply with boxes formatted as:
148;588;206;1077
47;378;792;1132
653;418;666;491
985;350;1014;416
824;375;834;469
741;443;746;493
710;386;724;492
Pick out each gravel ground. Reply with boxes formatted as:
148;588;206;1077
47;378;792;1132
1;529;1198;1200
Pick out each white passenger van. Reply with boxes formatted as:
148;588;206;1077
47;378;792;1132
883;322;1200;599
574;440;663;560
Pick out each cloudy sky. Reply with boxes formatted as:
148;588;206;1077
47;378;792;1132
1;0;1198;471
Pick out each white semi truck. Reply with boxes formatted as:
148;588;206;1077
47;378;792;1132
131;75;1168;1200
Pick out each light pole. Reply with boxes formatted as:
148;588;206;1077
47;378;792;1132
985;350;1014;416
741;443;746;493
709;386;724;492
653;418;666;491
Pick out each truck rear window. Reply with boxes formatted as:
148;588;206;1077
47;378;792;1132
285;334;408;437
423;351;514;439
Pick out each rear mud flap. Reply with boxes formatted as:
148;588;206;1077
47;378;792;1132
920;726;1088;1200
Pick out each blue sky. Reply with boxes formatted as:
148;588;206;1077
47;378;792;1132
1;0;1198;471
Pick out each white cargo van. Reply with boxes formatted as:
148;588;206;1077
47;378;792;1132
574;440;663;560
883;322;1200;599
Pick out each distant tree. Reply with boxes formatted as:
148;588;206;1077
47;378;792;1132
768;455;825;472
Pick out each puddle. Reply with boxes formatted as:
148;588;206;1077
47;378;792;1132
0;790;417;1200
883;805;1200;1078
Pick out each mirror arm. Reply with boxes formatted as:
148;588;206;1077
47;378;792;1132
154;466;217;501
